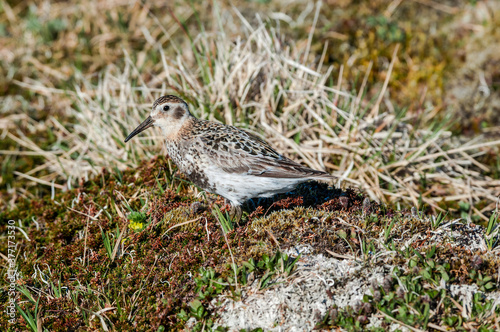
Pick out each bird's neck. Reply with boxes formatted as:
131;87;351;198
163;116;196;141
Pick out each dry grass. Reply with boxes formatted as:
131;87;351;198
1;1;499;217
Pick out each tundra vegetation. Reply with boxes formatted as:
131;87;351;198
1;0;499;331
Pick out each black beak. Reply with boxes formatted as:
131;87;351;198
124;116;155;142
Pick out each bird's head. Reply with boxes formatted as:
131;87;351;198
124;95;191;142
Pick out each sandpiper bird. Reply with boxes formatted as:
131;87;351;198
125;95;333;220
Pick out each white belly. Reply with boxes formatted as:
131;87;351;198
204;166;307;206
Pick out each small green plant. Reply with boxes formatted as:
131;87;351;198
470;270;496;292
128;211;148;232
16;297;41;332
256;251;301;289
212;204;234;234
112;165;123;183
99;225;122;261
366;15;405;43
484;212;499;250
430;212;448;230
26;6;67;43
363;213;378;228
17;285;36;303
48;278;64;298
188;299;208;320
409;246;450;286
315;304;370;331
360;238;377;262
337;229;356;254
177;299;212;332
468;292;500;326
384;217;397;244
195;267;227;300
458;201;471;220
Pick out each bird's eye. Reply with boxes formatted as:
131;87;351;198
163;105;170;111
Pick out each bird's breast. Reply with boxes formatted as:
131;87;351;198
164;139;216;193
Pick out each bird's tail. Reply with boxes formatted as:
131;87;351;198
308;172;335;181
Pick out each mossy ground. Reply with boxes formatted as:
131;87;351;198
1;1;500;203
1;155;499;330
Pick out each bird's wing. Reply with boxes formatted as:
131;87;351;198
192;122;333;179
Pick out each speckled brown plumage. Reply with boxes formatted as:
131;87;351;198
152;95;187;109
182;119;331;179
126;95;335;213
